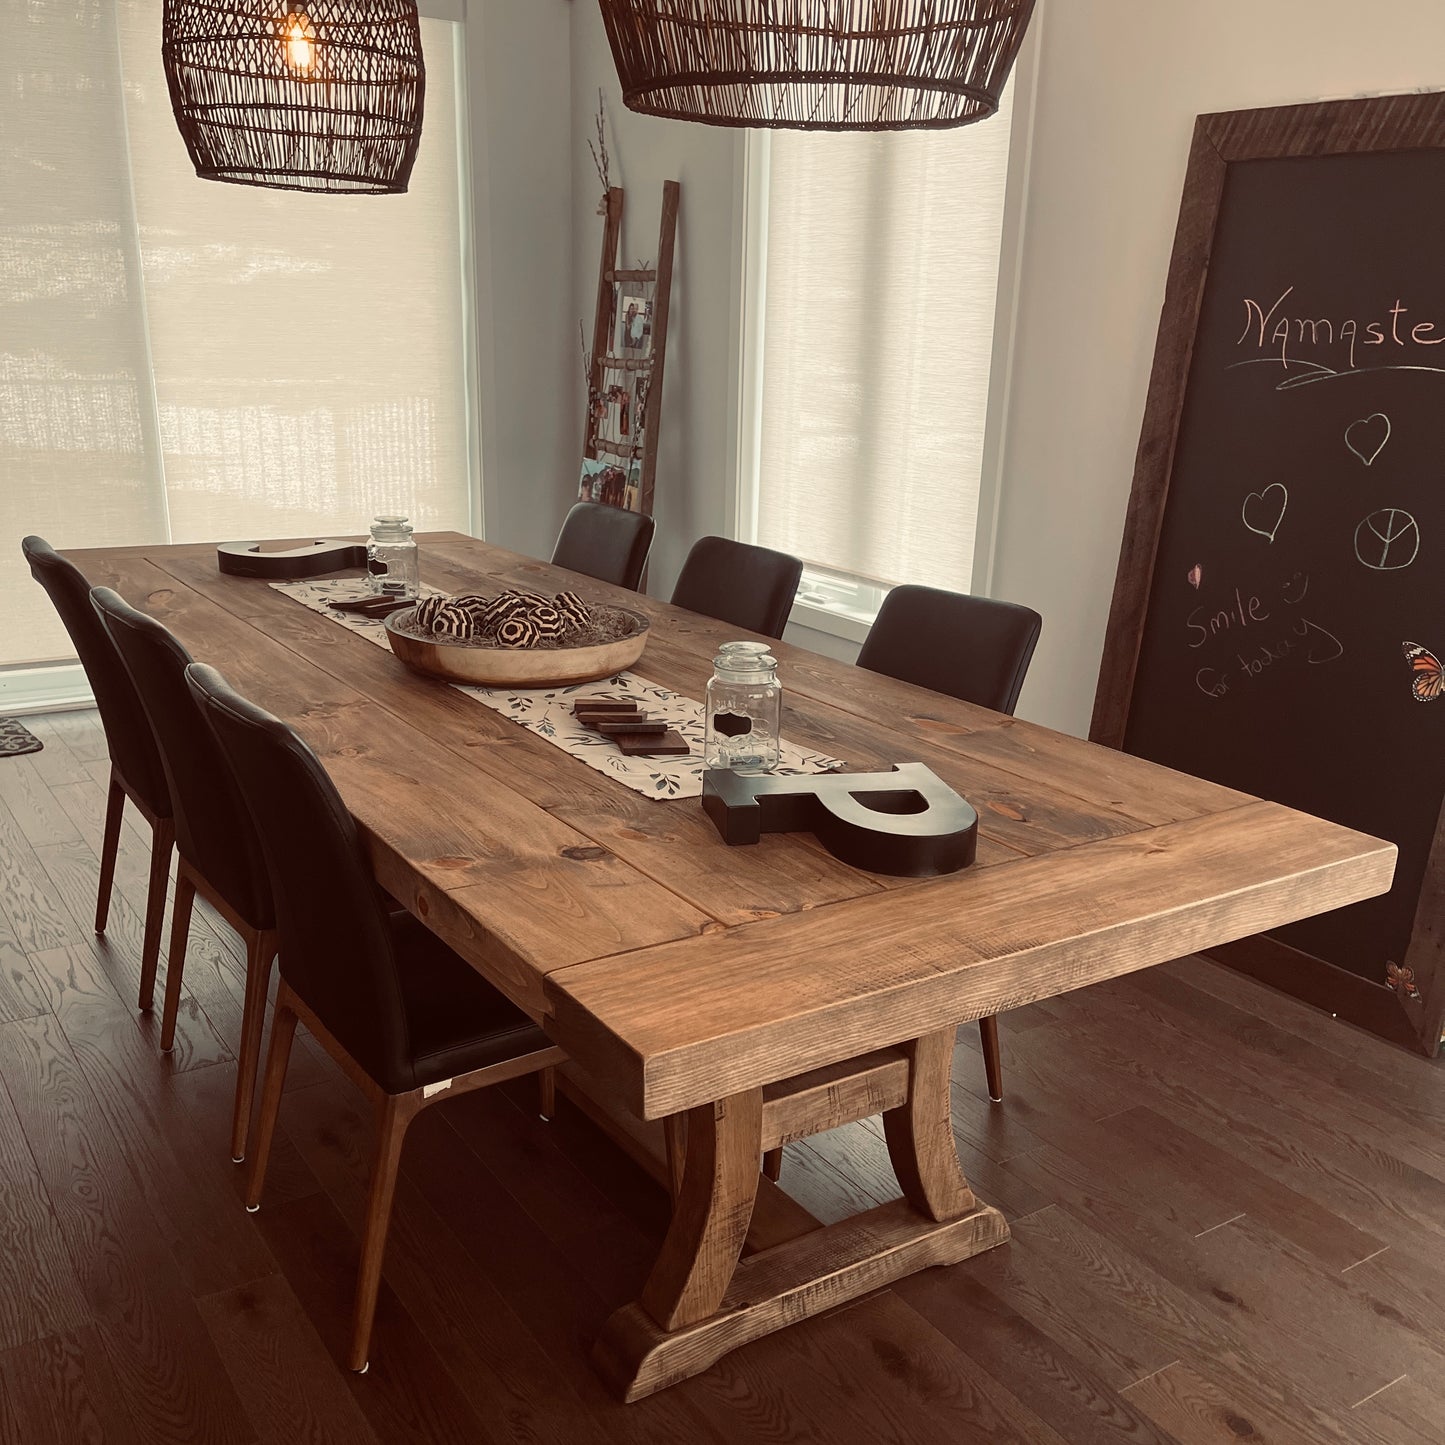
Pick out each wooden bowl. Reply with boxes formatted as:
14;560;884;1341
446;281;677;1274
383;605;650;688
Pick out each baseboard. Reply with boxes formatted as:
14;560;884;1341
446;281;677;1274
0;662;93;716
1206;934;1423;1054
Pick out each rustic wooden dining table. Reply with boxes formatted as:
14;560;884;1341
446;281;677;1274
70;532;1396;1401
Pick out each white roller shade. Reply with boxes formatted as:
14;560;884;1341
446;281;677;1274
1;2;472;666
755;97;1015;594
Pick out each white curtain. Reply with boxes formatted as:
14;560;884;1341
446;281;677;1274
1;0;471;667
755;94;1015;593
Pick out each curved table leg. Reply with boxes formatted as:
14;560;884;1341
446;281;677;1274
882;1027;978;1221
593;1027;1008;1402
641;1091;763;1330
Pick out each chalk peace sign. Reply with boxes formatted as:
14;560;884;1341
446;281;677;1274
1353;508;1420;570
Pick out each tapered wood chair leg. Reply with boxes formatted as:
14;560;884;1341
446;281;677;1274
245;998;298;1213
762;1147;783;1181
137;818;176;1013
979;1015;1003;1103
348;1095;417;1373
231;931;279;1164
159;873;197;1053
95;772;125;935
538;1065;556;1121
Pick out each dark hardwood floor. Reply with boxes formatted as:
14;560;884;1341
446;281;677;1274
0;708;1440;1444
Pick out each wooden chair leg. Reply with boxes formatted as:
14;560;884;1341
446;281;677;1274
538;1065;556;1121
347;1094;419;1373
231;930;279;1164
159;871;197;1053
94;771;125;934
244;994;298;1213
761;1147;783;1182
979;1015;1003;1103
137;818;176;1013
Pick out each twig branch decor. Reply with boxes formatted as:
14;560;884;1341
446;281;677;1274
589;89;612;214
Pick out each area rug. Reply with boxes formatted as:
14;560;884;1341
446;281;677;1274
0;719;43;758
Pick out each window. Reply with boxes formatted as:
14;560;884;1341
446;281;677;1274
0;0;473;673
737;82;1025;631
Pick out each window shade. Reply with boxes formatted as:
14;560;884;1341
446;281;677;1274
1;2;471;668
755;98;1015;594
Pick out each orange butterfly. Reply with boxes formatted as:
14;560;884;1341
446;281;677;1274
1403;641;1444;702
1386;963;1422;1001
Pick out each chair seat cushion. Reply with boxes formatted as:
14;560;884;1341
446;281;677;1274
388;913;552;1089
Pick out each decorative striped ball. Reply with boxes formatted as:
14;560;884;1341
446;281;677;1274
449;593;497;629
495;615;541;648
430;603;477;640
410;595;451;633
529;605;567;639
481;591;535;626
553;591;592;633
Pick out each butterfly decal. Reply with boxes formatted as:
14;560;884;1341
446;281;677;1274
1386;963;1422;1002
1403;642;1444;703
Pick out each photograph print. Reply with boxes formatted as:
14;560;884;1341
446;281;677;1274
615;291;653;354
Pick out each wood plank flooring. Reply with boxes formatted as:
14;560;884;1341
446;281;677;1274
0;708;1439;1444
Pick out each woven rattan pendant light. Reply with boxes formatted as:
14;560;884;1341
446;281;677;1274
162;0;426;194
598;0;1036;131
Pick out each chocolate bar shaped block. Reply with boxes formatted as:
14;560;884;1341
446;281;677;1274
572;698;639;715
612;729;692;757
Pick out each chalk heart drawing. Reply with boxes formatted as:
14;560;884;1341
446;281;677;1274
1187;564;1203;590
1345;412;1391;467
1242;484;1288;543
1354;507;1420;570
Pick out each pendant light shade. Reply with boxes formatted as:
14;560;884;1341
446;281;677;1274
162;0;426;194
598;0;1036;132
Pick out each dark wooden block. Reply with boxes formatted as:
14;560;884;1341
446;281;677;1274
595;720;668;736
614;729;691;757
572;698;640;715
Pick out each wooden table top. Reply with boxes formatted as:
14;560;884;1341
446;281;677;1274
73;534;1397;1120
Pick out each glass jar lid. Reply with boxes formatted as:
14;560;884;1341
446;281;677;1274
713;647;778;675
370;514;413;537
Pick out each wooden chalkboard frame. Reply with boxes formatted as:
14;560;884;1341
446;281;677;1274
1090;92;1445;1058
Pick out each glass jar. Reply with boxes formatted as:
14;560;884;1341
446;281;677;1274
366;515;419;598
705;646;782;774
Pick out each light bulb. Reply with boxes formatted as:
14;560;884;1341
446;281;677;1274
281;9;317;75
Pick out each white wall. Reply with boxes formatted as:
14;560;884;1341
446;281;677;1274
568;2;742;597
465;0;576;560
995;0;1445;734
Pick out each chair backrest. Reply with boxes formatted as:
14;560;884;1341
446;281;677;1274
856;584;1042;716
186;663;413;1089
670;536;802;640
551;501;655;591
92;589;272;929
21;536;170;816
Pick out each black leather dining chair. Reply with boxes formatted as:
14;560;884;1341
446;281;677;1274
859;583;1043;1103
186;663;565;1373
551;500;655;590
22;537;174;1010
670;536;803;640
93;588;277;1164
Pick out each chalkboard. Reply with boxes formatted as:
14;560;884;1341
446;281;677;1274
1093;94;1445;1057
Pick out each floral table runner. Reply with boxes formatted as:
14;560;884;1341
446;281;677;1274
272;578;843;800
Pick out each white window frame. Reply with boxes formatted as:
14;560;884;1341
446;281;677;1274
726;11;1044;642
